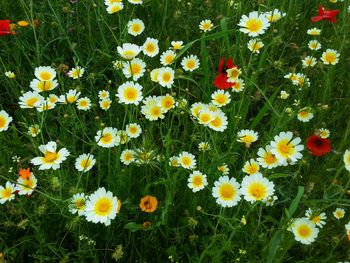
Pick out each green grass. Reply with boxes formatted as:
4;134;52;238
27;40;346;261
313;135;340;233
1;0;350;262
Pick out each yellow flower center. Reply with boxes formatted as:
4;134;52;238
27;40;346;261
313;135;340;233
146;43;155;53
124;88;137;100
186;60;196;69
131;24;141;33
165;55;175;64
276;140;294;156
192;176;203;187
44;151;58;162
211;117;222;128
2;188;12;198
215;94;227;104
247;165;258;174
79;100;88;107
39;72;52;81
0;117;5;129
324;53;336;63
241;135;254;143
37;81;54;91
219;183;236;200
297;225;311;238
150;106;161;117
248;182;267;200
75;199;85;209
246;19;262;32
264;153;277;164
101;133;113;144
27;97;38;107
94;198;112;216
181;156;191;166
162;73;171;82
131;63;142;75
80;159;92;169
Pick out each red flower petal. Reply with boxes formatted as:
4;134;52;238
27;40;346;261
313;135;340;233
306;135;331;156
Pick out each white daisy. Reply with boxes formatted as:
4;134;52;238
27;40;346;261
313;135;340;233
159;94;176;112
212;176;241;207
15;172;37;196
187;170;208;192
321;49;340;65
247;39;264;54
18;91;44;109
69;193;86;216
171;41;184;51
0;182;16;204
343;150;350;172
98;90;110;100
160;50;176;66
181;55;200;72
122;58;146;81
125;123;142;138
95;127;120;148
0;110;13;132
116;81;143;105
31;141;70;170
265;9;286;22
99;99;112;110
28;124;41;137
232;78;245;92
117;43;141;60
307;28;321;36
308;40;321;50
237;129;258;147
106;2;124;14
178;151;196;169
58;89;81;104
120;149;136;165
34;66;56;81
291;217;319;245
30;79;58;93
242;159;260;175
157;67;175;88
142;38;159;57
76;97;92;111
208;110;228;132
333;208;345;219
297;108;314;122
5;71;15;79
305;208;327;228
238;11;270;37
75;153;96;173
257;145;280;169
68;66;85;79
141;96;165;121
127;18;145;36
84;187;118;226
241;173;275;203
199;19;214;32
270;131;304;164
302;56;317;68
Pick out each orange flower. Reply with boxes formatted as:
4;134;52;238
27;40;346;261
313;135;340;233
117;199;122;213
143;221;152;228
19;168;31;180
139;195;158;213
17;21;29;27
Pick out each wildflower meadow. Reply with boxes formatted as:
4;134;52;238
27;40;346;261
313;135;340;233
1;0;350;262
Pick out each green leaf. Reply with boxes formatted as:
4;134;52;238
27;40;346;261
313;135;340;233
123;222;144;232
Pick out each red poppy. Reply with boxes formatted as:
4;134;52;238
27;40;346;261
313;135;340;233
306;135;331;156
0;20;12;36
213;58;237;90
311;5;340;24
